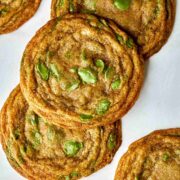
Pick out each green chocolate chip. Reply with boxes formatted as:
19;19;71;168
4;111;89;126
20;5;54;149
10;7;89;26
66;80;80;92
154;6;160;15
70;171;79;177
111;78;121;90
78;67;97;84
31;131;42;146
20;145;27;155
60;79;69;90
126;37;134;48
95;59;105;71
162;153;170;162
64;140;82;157
135;176;139;180
65;50;72;59
18;155;25;164
28;113;39;126
69;0;74;12
107;132;116;150
114;0;131;11
116;34;124;44
104;66;115;80
65;176;70;180
96;99;111;115
80;114;93;121
50;63;60;80
36;61;49;81
0;8;8;15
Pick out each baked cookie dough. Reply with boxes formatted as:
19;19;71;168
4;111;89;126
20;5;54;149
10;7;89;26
0;86;122;180
20;14;144;129
51;0;176;58
0;0;41;34
115;128;180;180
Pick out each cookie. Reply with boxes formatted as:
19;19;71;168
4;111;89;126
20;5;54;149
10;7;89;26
51;0;176;58
20;14;144;129
0;86;122;179
0;0;41;34
115;128;180;180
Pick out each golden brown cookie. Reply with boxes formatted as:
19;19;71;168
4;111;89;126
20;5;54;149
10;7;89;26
51;0;176;59
115;128;180;180
0;86;122;180
0;0;41;34
20;14;144;129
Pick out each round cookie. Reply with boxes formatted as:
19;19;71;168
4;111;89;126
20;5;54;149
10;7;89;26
0;86;122;180
20;14;144;129
51;0;176;59
0;0;41;34
115;128;180;180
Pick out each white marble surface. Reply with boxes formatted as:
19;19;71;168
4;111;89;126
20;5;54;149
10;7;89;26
0;1;180;179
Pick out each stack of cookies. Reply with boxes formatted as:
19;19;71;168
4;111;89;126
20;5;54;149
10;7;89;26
1;0;179;180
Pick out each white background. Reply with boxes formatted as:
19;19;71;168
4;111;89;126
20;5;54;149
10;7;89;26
0;1;180;179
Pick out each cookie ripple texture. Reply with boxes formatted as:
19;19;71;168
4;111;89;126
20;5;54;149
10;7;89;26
115;128;180;180
20;14;144;129
51;0;176;59
0;0;41;34
0;86;122;180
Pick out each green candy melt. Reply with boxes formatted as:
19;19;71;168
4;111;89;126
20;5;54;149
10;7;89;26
95;59;105;71
69;0;75;12
162;153;170;162
28;113;39;126
31;131;42;146
116;34;124;44
64;140;83;157
65;176;70;180
107;132;116;150
20;145;27;155
96;99;111;115
36;61;49;81
70;171;79;177
78;67;97;84
104;66;115;80
0;8;8;15
80;114;93;121
111;78;121;90
126;37;134;48
66;80;80;92
114;0;132;11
